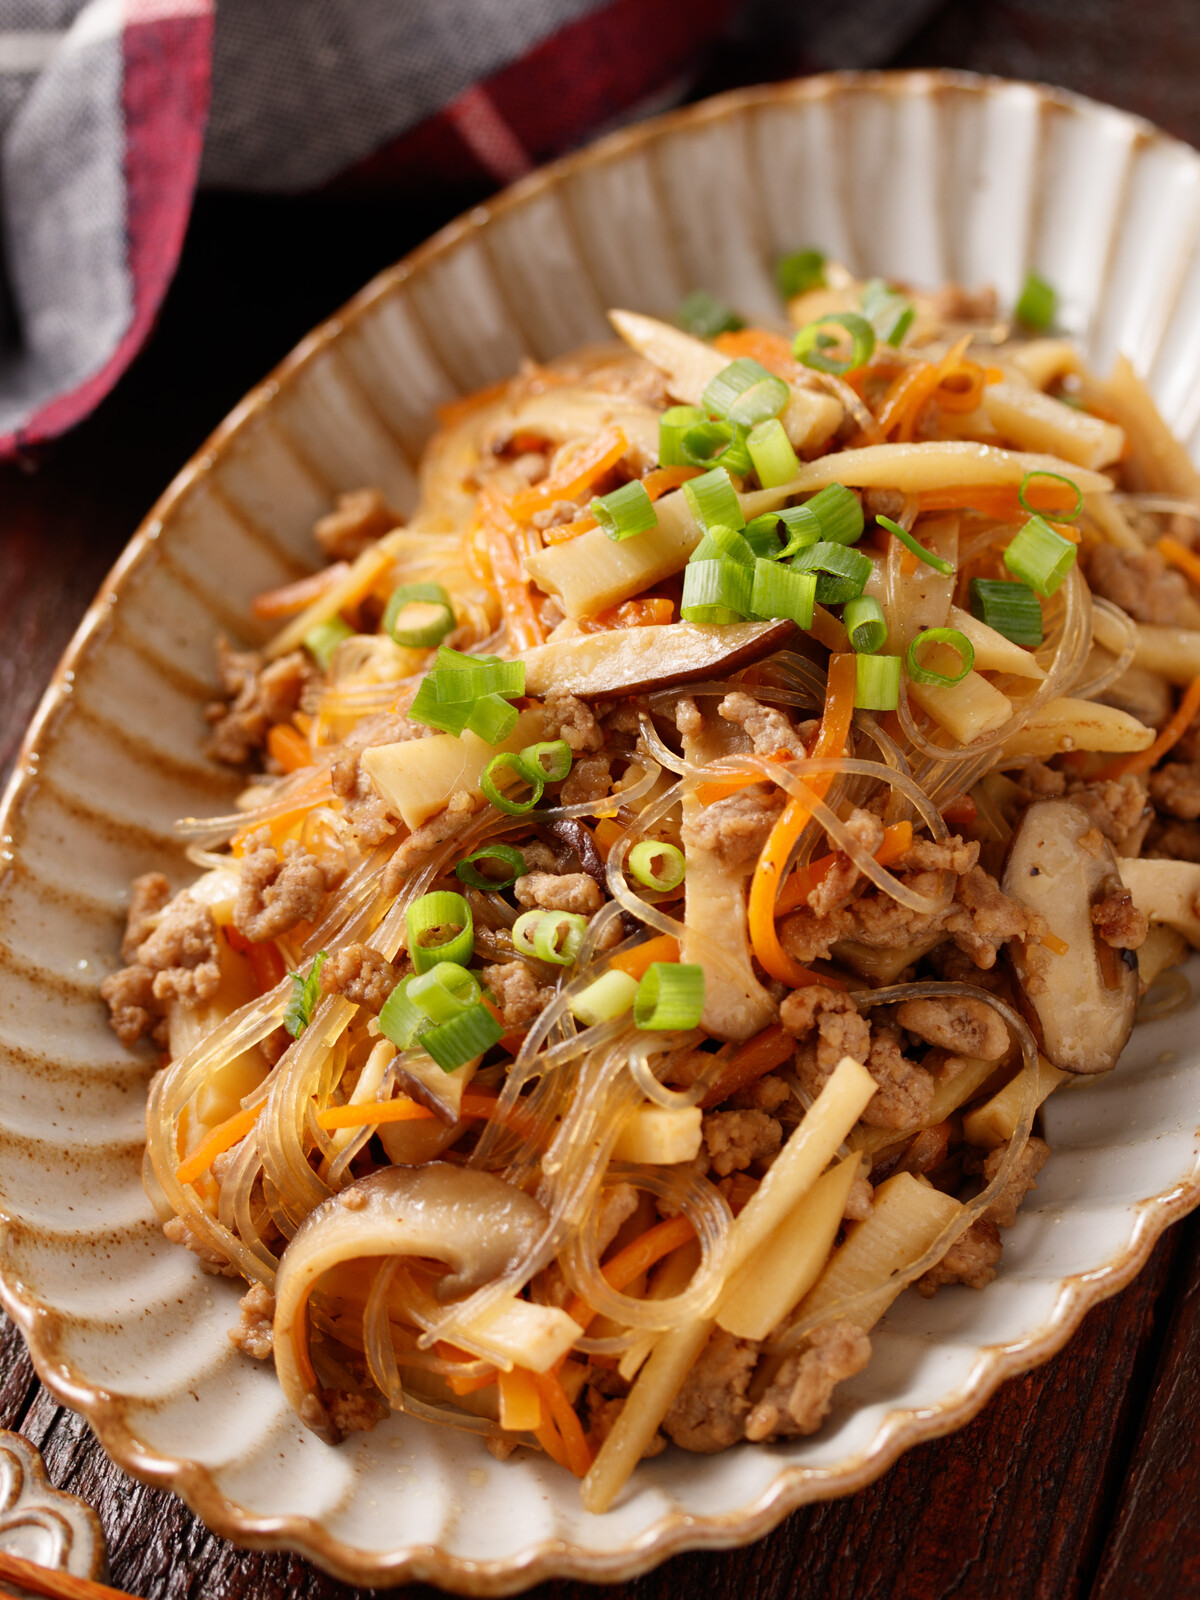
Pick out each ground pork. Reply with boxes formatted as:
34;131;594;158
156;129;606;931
331;752;400;848
1086;545;1200;627
674;695;704;738
205;639;311;766
662;1328;759;1453
101;890;221;1047
681;783;785;872
718;690;814;757
703;1109;783;1176
561;754;612;807
844;1173;874;1221
895;995;1009;1061
483;960;556;1029
932;282;998;322
780;985;871;1082
1146;817;1200;861
924;941;1011;995
228;1282;275;1359
381;790;483;896
744;1322;872;1441
1091;881;1149;949
1070;774;1150;850
808;808;886;917
234;831;329;942
541;691;604;752
163;1215;238;1277
860;1024;936;1129
728;1073;792;1113
514;871;603;914
917;1219;1003;1295
319;944;400;1012
120;872;172;960
983;1136;1050;1228
320;1388;388;1435
1149;761;1200;820
313;487;399;561
893;835;980;874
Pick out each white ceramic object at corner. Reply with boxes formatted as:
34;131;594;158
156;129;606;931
0;70;1198;1593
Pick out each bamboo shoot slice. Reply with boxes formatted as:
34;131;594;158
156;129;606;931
947;604;1046;679
1119;856;1200;947
999;696;1153;760
1132;623;1200;686
963;1053;1066;1150
362;709;545;831
611;1105;702;1165
909;669;1014;744
982;380;1124;470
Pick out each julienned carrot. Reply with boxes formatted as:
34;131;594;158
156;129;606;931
177;1104;261;1186
577;597;674;633
1156;534;1200;592
700;1023;797;1109
564;1214;696;1334
533;1370;593;1476
315;1090;499;1132
542;512;599;545
534;1405;572;1471
507;426;628;522
496;1365;541;1426
593;817;625;860
877;336;972;442
246;939;287;995
714;327;804;380
748;652;858;988
609;934;681;981
267;723;313;774
916;482;1080;520
693;748;794;807
252;562;350;620
481;995;527;1056
774;820;913;916
1095;675;1200;780
482;509;544;653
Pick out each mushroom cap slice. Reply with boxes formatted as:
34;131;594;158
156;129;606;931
1002;798;1137;1075
520;619;797;699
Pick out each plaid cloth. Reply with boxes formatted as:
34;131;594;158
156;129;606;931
0;0;937;459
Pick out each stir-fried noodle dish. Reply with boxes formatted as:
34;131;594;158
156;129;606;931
105;258;1200;1509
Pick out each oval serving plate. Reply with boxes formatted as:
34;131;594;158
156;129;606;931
1;69;1199;1592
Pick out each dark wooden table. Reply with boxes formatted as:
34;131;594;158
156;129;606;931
6;5;1200;1595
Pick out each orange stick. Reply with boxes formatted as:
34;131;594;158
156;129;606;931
563;1214;697;1335
714;327;805;381
533;1371;593;1476
533;1408;572;1471
916;482;1080;519
1156;534;1200;592
700;1023;797;1109
578;597;674;633
609;934;680;981
507;426;628;522
267;723;313;773
496;1365;541;1425
176;1104;261;1186
315;1090;500;1132
693;747;794;807
247;939;288;995
252;562;350;620
774;820;913;916
1094;675;1200;780
484;518;544;653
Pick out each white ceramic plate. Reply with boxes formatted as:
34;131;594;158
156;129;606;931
1;70;1199;1592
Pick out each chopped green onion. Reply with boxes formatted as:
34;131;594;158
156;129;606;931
383;583;455;649
792;311;875;376
628;839;687;891
683;466;744;532
969;578;1044;649
518;739;573;783
465;693;520;745
776;247;826;299
743;512;784;559
1018;468;1082;524
633;962;706;1031
420;1003;504;1073
906;627;975;687
677;289;744;339
533;910;589;966
283;951;327;1038
860;277;915;347
433;649;525;700
691;521;753;565
407;891;474;973
407;963;482;1024
1015;271;1056;332
875;514;956;577
591;479;658;542
408;675;471;736
1003;515;1077;597
378;975;428;1050
304;619;353;671
805;483;864;546
747;417;800;489
843;594;887;654
854;653;901;710
680;558;754;625
455;842;527;892
751;557;817;629
790;540;872;604
511;911;544;957
682;419;752;477
569;970;639;1027
659;405;707;467
702;358;789;428
480;752;544;815
775;504;822;560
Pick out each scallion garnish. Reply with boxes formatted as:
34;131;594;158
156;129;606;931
875;513;956;577
569;970;639;1027
420;1003;504;1073
1017;468;1082;523
433;648;525;698
702;358;789;429
682;418;753;477
533;910;589;966
854;653;901;710
407;891;474;973
792;311;876;375
680;558;754;625
628;840;687;892
743;512;784;559
633;962;706;1030
283;951;327;1038
1015;271;1056;332
746;417;800;489
406;963;482;1024
1003;515;1077;597
511;911;543;957
409;651;526;741
843;594;887;654
789;540;872;604
455;842;527;892
464;693;520;746
751;557;817;629
378;975;428;1050
519;739;573;783
775;504;822;560
677;289;744;339
480;751;543;815
683;466;744;532
304;619;353;671
802;482;864;546
776;247;826;299
691;521;753;565
860;277;915;347
591;478;658;542
968;578;1044;649
659;405;707;467
906;627;975;687
382;583;455;649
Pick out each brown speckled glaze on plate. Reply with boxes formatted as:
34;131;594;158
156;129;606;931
1;71;1199;1592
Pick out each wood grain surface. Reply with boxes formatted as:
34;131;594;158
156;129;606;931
4;9;1200;1593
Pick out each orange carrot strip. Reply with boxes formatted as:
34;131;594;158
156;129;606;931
609;934;681;981
875;360;937;438
534;1408;572;1471
640;464;704;498
1095;675;1200;781
694;748;794;807
1042;932;1070;956
748;653;858;987
247;940;287;995
916;482;1079;519
700;1023;797;1110
507;426;628;522
436;378;510;431
935;358;986;413
593;817;624;861
482;995;527;1057
497;1366;541;1428
252;563;350;620
267;723;313;773
578;597;674;634
774;821;913;917
315;1090;502;1134
177;1105;261;1186
563;1214;697;1334
533;1371;593;1477
484;520;544;652
1157;535;1200;592
542;512;599;545
941;795;978;829
449;1367;501;1398
714;328;804;381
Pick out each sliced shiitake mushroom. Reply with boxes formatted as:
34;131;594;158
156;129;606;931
1001;798;1137;1075
520;619;796;698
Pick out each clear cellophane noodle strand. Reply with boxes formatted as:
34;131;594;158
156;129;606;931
1071;597;1138;703
1136;968;1192;1023
772;981;1039;1351
626;1031;727;1109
